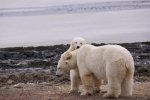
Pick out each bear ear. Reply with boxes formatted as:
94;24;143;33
71;41;75;50
66;53;72;60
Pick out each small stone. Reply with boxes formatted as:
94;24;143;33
27;82;36;86
1;86;9;89
39;82;51;86
13;83;25;88
7;79;14;85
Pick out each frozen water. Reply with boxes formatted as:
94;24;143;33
0;0;150;47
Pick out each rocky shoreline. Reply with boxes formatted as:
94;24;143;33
0;42;150;87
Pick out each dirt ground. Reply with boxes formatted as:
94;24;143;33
0;82;150;100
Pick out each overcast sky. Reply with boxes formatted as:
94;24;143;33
0;0;150;48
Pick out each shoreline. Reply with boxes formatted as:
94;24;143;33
0;41;149;86
0;41;149;49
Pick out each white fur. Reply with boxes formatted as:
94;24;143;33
67;37;86;52
68;37;86;93
56;37;86;93
57;44;135;98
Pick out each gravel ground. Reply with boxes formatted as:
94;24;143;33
0;82;150;100
0;42;149;100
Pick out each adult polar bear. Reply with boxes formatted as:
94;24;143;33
56;44;134;98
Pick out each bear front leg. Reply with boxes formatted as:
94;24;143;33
70;69;80;94
80;74;94;96
93;75;101;94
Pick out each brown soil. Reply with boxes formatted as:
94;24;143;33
0;82;150;100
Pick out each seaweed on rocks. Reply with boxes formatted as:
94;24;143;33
0;42;149;86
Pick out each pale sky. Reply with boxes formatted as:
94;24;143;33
0;0;150;48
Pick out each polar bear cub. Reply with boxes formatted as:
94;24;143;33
56;37;87;93
56;44;135;98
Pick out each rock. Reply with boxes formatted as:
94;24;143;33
0;42;150;84
8;74;18;82
1;86;10;89
138;67;149;73
7;79;14;85
26;82;36;86
39;82;52;86
16;61;28;67
136;65;150;76
0;75;9;83
13;83;25;88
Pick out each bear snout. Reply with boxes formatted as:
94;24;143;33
76;46;80;49
56;71;61;77
56;68;63;77
56;74;61;77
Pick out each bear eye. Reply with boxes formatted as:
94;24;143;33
58;67;61;70
75;42;77;44
65;62;67;64
80;43;82;45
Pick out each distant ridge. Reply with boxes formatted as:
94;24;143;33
0;0;150;17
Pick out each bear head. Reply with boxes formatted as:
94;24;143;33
71;37;86;50
56;50;77;76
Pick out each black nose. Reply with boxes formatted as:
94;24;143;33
76;46;80;49
56;74;60;77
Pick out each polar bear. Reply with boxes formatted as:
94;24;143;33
56;51;101;94
67;37;87;52
56;51;81;93
56;44;135;98
56;37;87;93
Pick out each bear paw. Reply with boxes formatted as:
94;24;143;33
93;89;100;94
69;90;79;94
102;93;119;99
80;91;92;96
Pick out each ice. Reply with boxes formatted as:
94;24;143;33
0;0;150;47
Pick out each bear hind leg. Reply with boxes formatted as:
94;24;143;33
120;73;134;97
103;63;122;99
103;79;121;99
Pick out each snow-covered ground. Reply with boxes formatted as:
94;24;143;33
0;0;150;47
